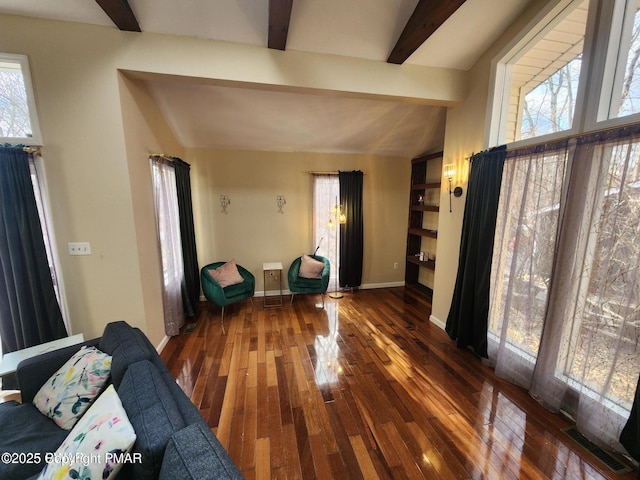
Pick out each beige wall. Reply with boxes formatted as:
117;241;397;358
187;148;410;291
118;74;185;345
0;0;553;342
2;13;447;343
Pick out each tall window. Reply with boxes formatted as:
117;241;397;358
492;0;589;144
0;54;41;145
487;0;640;452
29;155;67;331
313;175;339;280
489;143;568;377
151;156;185;336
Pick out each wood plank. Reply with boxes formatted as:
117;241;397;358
163;292;637;480
95;0;140;32
268;0;293;50
388;0;467;64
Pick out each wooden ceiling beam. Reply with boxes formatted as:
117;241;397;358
95;0;141;32
268;0;293;50
388;0;466;64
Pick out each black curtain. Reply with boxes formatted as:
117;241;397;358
620;375;640;471
445;146;506;358
339;170;363;288
172;158;200;317
0;146;67;356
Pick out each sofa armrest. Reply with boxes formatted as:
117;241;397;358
159;423;244;480
16;338;101;403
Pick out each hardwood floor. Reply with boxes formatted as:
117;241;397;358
160;287;637;480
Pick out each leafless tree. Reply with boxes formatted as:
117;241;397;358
0;71;31;138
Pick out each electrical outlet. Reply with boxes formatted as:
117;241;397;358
68;242;91;256
393;262;399;269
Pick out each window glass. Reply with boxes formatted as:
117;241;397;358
559;137;640;408
503;0;589;143
313;175;339;282
0;55;40;144
606;0;640;119
489;147;569;359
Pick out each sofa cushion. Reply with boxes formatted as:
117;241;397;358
38;384;136;480
223;280;253;299
33;345;112;430
99;321;153;387
159;423;244;480
0;402;67;479
117;360;186;480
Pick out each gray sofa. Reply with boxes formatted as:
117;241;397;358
0;321;243;479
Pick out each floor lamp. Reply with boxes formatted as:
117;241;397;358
328;196;346;299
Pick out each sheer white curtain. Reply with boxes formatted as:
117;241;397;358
151;156;185;336
313;175;339;280
489;142;569;386
490;129;640;453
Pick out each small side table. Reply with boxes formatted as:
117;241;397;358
263;262;283;307
0;333;85;378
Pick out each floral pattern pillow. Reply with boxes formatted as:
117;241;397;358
33;345;112;430
38;384;137;480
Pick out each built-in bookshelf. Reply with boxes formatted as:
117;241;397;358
405;152;442;300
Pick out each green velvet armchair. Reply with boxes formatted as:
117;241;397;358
288;255;330;306
201;261;255;328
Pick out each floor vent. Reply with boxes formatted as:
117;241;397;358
562;426;632;474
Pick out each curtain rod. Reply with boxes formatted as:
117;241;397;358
23;146;42;155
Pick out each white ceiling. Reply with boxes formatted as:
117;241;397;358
0;0;534;156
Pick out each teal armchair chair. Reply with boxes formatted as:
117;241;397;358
288;255;330;306
201;261;255;329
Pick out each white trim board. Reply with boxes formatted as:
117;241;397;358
430;314;445;330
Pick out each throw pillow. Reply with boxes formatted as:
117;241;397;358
208;260;244;288
299;255;325;279
37;384;137;480
33;345;112;430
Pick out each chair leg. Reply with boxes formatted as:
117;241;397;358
290;293;295;304
220;306;226;334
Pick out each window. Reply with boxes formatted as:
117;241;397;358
491;0;589;144
601;0;640;119
29;154;67;329
150;156;185;336
489;144;568;363
487;0;640;449
313;175;339;281
0;54;41;145
558;133;640;410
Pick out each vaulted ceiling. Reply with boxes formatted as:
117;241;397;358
0;0;534;156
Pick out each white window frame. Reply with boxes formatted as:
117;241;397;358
29;155;70;332
489;0;640;145
0;53;42;146
587;0;640;129
486;0;595;148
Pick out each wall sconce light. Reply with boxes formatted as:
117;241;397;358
219;195;231;214
443;163;463;213
277;195;286;214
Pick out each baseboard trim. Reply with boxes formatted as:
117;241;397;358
430;314;445;330
199;283;404;302
360;281;405;290
156;335;170;354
